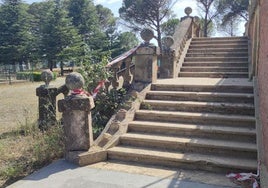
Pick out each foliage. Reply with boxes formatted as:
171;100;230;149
111;32;139;58
16;71;57;81
161;18;180;36
216;0;248;24
119;0;177;50
0;0;32;65
38;0;83;70
196;0;249;37
196;0;218;37
78;56;129;137
78;56;111;92
92;88;127;137
0;0;137;71
66;0;109;63
215;0;248;36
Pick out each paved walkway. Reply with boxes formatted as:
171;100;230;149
8;160;237;188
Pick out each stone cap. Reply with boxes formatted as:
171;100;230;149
36;87;58;97
58;97;94;112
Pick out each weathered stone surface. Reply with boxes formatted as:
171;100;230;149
134;46;158;84
78;150;107;166
159;50;176;78
41;70;53;87
36;86;58;130
59;97;94;152
65;72;85;90
140;28;154;43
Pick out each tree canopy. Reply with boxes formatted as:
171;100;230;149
119;0;177;50
0;0;139;70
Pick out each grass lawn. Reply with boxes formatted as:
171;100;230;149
0;78;65;187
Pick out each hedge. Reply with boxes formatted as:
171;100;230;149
16;72;57;82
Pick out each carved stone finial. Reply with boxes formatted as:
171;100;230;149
162;36;174;49
184;7;192;16
65;72;85;90
140;28;154;44
41;70;53;87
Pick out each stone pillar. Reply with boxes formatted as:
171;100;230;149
134;29;159;86
36;70;57;130
58;72;95;155
160;36;176;78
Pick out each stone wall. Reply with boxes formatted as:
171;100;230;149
258;0;268;169
248;0;268;186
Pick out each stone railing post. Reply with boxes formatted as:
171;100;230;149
58;72;95;161
160;36;176;78
134;29;159;89
36;70;57;130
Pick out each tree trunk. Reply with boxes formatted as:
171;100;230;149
60;61;64;76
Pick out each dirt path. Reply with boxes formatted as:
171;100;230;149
0;78;65;134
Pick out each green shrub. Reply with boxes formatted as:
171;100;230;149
79;56;131;138
16;72;57;82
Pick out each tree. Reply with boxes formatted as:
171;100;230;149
110;31;139;58
39;0;83;71
217;16;240;36
66;0;110;63
119;0;176;51
216;0;248;24
196;0;218;37
0;0;31;68
161;18;180;36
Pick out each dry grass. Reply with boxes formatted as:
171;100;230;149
0;78;66;187
0;78;65;133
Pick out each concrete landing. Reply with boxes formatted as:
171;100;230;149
8;159;239;188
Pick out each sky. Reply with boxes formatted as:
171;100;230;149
24;0;199;18
24;0;245;36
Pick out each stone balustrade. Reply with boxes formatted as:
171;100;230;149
106;7;201;85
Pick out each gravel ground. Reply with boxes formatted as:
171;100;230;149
0;77;65;134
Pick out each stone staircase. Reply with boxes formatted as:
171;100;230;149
107;37;257;175
180;37;249;78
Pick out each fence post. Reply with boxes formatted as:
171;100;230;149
134;28;159;90
160;36;176;78
36;70;57;130
58;72;95;162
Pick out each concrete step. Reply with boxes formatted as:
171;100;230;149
146;91;254;103
128;121;256;142
190;40;248;46
151;83;253;93
183;62;248;67
192;37;248;41
135;110;255;128
108;146;257;173
179;72;248;78
181;67;248;72
189;44;248;49
187;48;248;53
184;56;248;62
186;52;248;57
119;133;257;158
141;100;254;115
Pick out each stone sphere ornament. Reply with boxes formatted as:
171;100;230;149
184;7;192;16
162;36;174;49
41;70;53;86
65;72;85;90
140;28;154;44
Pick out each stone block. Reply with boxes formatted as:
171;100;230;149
58;97;94;152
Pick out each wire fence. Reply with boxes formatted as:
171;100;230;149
0;64;33;84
